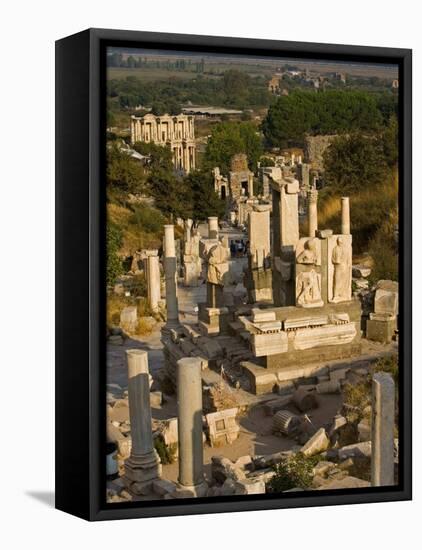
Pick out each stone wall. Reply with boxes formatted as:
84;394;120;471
304;135;337;171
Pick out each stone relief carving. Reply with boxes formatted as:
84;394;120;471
207;242;229;286
330;235;352;303
296;237;321;265
296;269;323;308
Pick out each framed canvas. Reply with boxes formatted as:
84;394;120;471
55;28;412;521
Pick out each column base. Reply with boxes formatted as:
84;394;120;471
124;450;162;495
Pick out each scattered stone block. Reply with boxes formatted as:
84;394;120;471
196;336;223;359
301;428;330;457
152;479;178;496
316;476;370;490
108;334;124;345
330;368;349;383
352;265;372;279
313;460;335;477
234;455;253;469
251;308;276;323
374;282;398;316
338;441;372;460
120;306;138;332
328;414;347;437
161;417;178;446
262;395;291;416
253;450;297;470
117;436;131;459
109;400;129;423
150;391;162;408
211;456;246;483
221;478;237;496
316;380;341;394
358;418;371;442
206;408;240;447
338;458;354;470
235;478;266;495
106;421;125;443
366;315;396;343
292;387;317;412
272;410;301;436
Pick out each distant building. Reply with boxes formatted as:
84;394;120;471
181;106;243;118
130;113;196;173
268;74;283;94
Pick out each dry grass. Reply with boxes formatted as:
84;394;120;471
317;170;398;258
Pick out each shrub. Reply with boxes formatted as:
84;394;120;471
267;453;319;493
106;224;123;286
154;437;177;465
372;355;399;384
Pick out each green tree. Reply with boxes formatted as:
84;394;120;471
204;121;263;175
222;69;250;107
184;170;225;222
381;115;399;167
132;141;174;172
151;102;166;116
106;143;147;194
106;224;123;285
323;133;389;194
262;90;383;148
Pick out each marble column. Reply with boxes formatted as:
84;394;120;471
146;251;160;311
371;372;395;487
124;350;161;494
163;225;179;329
208;216;219;239
341;197;350;235
307;189;318;237
177;357;207;496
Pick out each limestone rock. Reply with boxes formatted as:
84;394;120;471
235;478;266;495
292;387;317;412
152;479;178;496
211;456;246;483
313;460;336;477
272;410;301;436
358;418;371;442
120;306;138;332
300;428;330;457
328;414;347;437
316;476;370;490
338;441;372;460
150;391;162;408
352;265;372;279
316;380;341;394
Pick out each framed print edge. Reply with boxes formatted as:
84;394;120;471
55;28;412;521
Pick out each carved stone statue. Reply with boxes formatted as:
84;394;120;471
297;238;318;265
331;236;351;302
296;269;323;308
207;242;229;286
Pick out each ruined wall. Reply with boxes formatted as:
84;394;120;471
304;135;337;171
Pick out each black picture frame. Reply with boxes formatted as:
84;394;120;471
55;28;412;521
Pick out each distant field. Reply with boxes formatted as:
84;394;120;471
108;57;398;82
107;67;219;81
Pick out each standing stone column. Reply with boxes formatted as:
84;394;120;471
341;196;350;235
307;189;318;237
124;350;161;494
163;224;179;329
177;357;207;496
371;372;395;487
208;216;219;239
146;251;160;311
